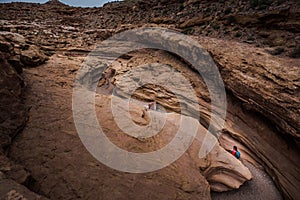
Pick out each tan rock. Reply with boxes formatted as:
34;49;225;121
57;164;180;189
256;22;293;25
96;33;299;199
197;36;299;141
8;54;212;199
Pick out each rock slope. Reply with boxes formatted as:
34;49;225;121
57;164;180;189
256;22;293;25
1;0;299;57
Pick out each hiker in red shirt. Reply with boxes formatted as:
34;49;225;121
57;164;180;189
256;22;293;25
231;146;241;159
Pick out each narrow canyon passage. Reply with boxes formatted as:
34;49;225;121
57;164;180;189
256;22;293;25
7;52;282;199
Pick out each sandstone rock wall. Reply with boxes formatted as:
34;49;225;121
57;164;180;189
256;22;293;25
197;37;299;200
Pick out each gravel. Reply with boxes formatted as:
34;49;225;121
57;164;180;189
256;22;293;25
211;161;283;200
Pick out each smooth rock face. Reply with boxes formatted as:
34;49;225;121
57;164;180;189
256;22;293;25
95;95;252;193
187;132;253;192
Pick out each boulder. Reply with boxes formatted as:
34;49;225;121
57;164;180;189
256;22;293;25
0;41;13;53
0;31;48;69
179;16;211;29
20;45;48;67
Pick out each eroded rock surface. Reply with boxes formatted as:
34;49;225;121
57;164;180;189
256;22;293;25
98;36;299;199
198;37;300;141
5;51;253;199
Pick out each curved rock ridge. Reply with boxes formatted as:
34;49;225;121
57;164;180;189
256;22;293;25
96;35;299;199
218;132;263;169
187;132;253;192
94;48;252;191
197;36;299;141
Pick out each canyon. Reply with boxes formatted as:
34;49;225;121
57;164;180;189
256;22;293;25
0;0;299;199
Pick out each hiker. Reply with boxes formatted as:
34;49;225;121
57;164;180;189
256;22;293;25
148;101;157;110
230;146;241;159
142;101;156;118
